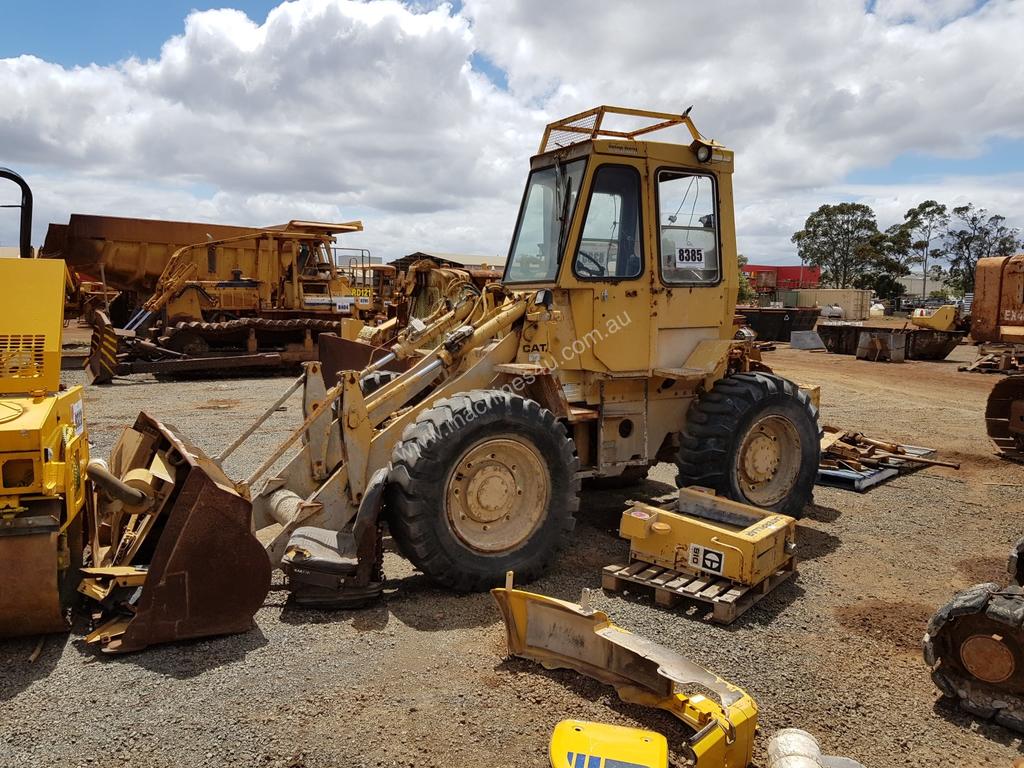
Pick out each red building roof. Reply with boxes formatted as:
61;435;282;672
743;264;821;291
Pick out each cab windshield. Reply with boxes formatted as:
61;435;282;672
504;159;586;283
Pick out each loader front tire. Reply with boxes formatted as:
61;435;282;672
360;371;399;395
387;390;579;591
676;372;820;518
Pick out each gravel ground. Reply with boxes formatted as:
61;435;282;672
3;343;1023;767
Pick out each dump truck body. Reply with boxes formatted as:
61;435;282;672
973;255;1024;344
41;214;265;298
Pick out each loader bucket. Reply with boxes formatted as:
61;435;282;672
84;413;271;653
317;332;412;386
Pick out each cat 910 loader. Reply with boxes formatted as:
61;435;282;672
85;107;821;650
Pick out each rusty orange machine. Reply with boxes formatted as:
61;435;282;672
968;254;1024;462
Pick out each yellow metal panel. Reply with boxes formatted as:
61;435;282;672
910;305;959;331
0;258;65;394
492;586;757;768
549;721;668;768
622;490;795;586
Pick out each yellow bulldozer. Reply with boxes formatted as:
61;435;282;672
0;168;91;638
83;219;401;383
78;106;821;652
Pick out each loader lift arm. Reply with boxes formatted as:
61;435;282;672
175;286;531;566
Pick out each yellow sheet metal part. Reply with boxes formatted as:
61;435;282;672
549;720;668;768
492;587;757;768
621;489;795;587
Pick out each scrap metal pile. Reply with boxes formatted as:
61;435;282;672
960;345;1024;374
817;426;959;491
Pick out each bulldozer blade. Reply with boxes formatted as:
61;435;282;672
89;413;271;653
0;527;68;638
86;310;121;385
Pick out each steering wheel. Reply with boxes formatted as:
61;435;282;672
576;250;606;277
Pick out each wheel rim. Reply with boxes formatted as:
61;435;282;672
735;414;801;507
445;436;549;554
961;633;1016;683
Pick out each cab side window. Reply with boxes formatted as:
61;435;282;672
572;165;643;281
657;171;721;285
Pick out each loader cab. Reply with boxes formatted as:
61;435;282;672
503;108;737;374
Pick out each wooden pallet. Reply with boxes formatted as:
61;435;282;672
601;560;796;624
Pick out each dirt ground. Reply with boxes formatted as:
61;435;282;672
3;339;1023;767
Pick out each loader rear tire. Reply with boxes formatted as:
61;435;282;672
676;372;820;518
387;390;579;591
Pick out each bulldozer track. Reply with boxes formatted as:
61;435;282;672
924;583;1024;731
164;317;342;341
985;374;1024;463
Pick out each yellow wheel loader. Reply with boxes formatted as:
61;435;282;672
0;168;91;638
85;107;821;650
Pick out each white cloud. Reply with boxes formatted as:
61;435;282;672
1;0;1023;264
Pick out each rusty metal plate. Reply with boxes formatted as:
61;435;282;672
960;633;1016;684
318;333;412;386
0;530;67;638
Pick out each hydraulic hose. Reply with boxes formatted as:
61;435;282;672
86;460;149;507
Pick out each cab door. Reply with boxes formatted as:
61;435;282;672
647;165;732;369
564;161;652;373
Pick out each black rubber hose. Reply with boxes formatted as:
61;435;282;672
86;462;149;507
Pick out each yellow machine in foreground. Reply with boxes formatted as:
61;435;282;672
0;250;90;637
621;488;795;587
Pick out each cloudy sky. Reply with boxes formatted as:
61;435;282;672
1;0;1022;264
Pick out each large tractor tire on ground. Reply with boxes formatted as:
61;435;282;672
676;372;820;518
924;582;1024;731
387;390;579;591
985;374;1024;463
